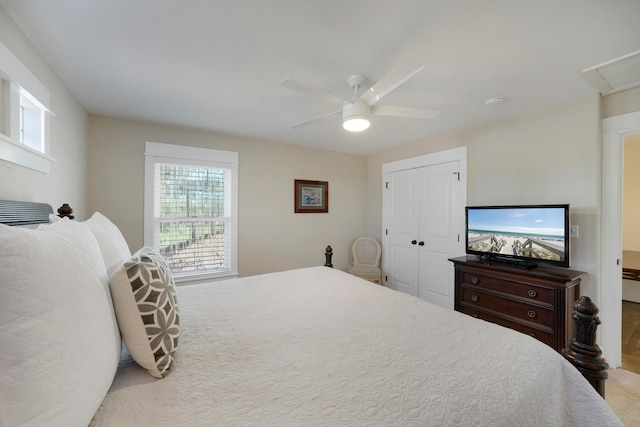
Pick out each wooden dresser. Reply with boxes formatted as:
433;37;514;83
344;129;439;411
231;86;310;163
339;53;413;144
450;256;586;353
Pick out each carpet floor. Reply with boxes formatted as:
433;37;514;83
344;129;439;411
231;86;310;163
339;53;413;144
606;368;640;426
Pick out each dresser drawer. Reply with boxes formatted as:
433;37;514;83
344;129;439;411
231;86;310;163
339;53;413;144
461;287;554;327
462;307;555;348
461;272;554;304
451;256;585;354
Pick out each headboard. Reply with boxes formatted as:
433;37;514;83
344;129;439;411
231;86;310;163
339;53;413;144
0;199;53;227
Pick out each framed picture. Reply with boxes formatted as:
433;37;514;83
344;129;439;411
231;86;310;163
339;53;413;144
294;179;328;213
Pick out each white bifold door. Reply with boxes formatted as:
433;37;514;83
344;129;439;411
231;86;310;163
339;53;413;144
382;148;466;309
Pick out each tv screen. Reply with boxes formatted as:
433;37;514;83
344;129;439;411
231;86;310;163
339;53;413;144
465;204;570;268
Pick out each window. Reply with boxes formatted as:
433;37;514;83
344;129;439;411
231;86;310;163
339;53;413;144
0;42;54;173
19;89;45;152
144;141;238;284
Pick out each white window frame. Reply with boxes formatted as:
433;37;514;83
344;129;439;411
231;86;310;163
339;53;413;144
144;141;239;284
0;42;55;173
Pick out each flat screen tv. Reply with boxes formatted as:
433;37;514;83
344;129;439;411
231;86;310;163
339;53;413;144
465;204;570;268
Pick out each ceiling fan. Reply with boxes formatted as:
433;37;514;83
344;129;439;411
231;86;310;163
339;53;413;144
280;59;440;132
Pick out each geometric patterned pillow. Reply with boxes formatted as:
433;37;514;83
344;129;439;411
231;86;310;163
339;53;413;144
109;247;180;378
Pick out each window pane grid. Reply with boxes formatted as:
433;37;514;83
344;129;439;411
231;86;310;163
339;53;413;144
159;220;229;273
155;163;229;275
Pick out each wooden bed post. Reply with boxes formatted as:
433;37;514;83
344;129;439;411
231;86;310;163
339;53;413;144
561;296;609;398
324;245;333;268
57;203;74;219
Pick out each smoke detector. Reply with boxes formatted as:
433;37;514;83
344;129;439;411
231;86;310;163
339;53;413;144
484;97;505;107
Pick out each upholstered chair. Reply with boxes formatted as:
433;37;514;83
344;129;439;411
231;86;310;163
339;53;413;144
347;237;382;284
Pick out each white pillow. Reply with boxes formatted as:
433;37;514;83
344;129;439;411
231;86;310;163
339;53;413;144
0;220;121;427
85;212;131;276
46;212;130;276
110;247;180;378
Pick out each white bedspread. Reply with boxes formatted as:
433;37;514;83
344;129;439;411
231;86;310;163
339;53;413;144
90;267;622;426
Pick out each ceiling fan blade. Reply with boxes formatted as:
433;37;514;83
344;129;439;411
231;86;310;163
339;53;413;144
358;59;425;106
280;78;347;106
289;110;341;129
371;105;441;119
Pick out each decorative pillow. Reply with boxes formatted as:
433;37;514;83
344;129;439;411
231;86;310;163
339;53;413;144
110;247;180;378
85;212;131;276
0;220;121;427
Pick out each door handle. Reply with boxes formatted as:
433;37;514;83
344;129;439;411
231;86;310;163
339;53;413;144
411;240;417;245
418;241;425;246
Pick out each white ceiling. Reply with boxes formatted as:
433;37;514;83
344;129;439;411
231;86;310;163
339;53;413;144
2;0;640;156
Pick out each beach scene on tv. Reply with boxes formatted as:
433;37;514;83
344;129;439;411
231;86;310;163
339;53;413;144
467;207;566;263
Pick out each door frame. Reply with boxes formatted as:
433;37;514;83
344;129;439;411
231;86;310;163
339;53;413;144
381;146;468;296
601;110;640;367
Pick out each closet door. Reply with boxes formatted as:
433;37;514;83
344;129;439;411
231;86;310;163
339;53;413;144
416;161;460;309
382;148;466;309
385;168;420;296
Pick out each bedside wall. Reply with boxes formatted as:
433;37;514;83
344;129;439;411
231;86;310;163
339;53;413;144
87;115;368;276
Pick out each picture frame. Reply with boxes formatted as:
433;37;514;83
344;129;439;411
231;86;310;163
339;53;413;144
294;179;328;213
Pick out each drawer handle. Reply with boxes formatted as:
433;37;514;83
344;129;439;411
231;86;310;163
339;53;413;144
471;295;479;302
527;289;537;298
471;277;479;284
527;310;536;318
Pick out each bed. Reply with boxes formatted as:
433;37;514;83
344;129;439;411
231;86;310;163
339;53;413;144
0;200;623;426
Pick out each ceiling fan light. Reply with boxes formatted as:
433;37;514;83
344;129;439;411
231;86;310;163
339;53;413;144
343;102;371;132
343;117;370;132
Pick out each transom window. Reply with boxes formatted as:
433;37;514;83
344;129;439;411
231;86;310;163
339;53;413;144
144;142;238;284
0;42;54;173
19;89;45;152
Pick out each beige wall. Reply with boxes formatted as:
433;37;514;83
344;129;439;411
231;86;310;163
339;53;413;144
623;137;640;251
606;88;640;250
5;0;637;297
605;88;640;303
0;7;88;215
87;115;367;276
367;95;602;298
603;86;640;118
